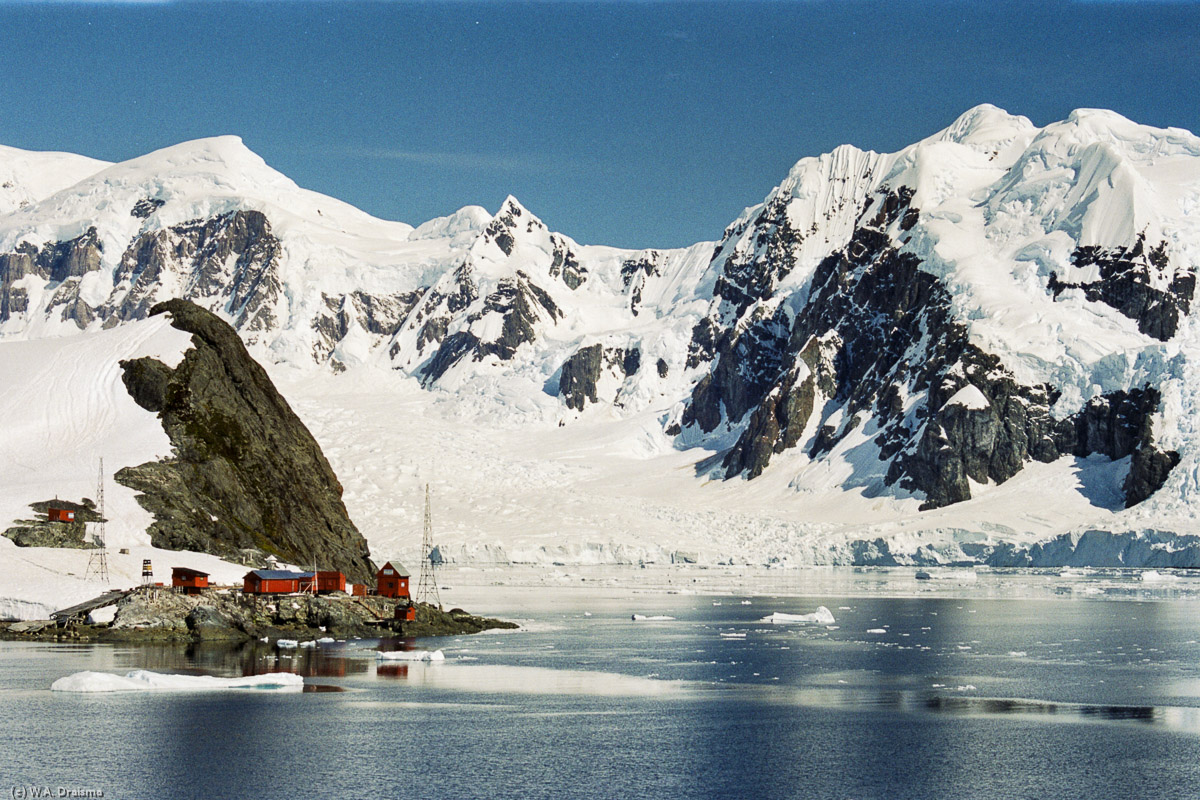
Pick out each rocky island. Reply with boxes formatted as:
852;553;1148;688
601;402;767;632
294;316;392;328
1;585;516;643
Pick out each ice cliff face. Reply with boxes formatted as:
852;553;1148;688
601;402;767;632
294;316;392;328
2;106;1200;531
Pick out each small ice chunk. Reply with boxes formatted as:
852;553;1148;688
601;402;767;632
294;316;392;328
632;614;676;621
376;649;446;662
276;639;299;649
760;607;835;625
866;628;887;634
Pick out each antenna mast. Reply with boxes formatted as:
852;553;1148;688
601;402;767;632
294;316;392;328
84;458;109;584
416;482;441;609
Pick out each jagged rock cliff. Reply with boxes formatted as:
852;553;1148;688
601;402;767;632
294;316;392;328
116;299;374;582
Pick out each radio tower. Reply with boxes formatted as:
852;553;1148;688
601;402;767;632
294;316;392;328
416;483;441;609
85;458;109;584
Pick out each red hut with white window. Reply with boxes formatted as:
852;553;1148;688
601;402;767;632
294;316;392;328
172;567;210;595
376;562;410;599
47;507;76;522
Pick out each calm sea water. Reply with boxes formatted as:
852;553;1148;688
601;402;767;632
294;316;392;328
3;580;1200;799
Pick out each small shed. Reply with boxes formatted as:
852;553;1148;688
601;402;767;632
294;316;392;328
376;562;411;599
243;569;314;595
172;567;210;595
47;507;76;523
300;571;346;594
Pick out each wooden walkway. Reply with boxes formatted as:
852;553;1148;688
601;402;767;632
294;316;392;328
51;589;133;622
350;597;392;623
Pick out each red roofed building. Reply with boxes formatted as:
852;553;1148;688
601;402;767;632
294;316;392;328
376;562;410;599
243;569;314;595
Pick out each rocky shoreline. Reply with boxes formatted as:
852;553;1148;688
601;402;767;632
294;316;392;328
0;587;516;643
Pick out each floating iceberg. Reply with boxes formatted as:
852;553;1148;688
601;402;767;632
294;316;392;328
51;670;304;693
760;607;835;625
376;649;446;662
631;614;676;621
276;639;299;649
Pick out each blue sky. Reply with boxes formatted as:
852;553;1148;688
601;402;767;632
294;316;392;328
1;0;1197;249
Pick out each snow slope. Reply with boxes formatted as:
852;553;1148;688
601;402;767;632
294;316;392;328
0;144;109;216
0;315;193;545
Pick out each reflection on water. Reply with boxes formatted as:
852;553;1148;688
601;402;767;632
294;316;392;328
376;663;410;679
111;640;376;679
923;694;1200;733
759;684;1200;734
388;661;685;697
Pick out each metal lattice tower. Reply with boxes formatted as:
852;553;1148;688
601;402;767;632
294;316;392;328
416;482;441;609
85;458;109;584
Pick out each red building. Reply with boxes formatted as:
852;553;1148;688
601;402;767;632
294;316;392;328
376;562;410;598
172;567;210;595
299;571;346;594
242;569;315;595
47;507;75;522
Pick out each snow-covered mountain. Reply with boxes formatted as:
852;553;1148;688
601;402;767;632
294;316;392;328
4;105;1200;570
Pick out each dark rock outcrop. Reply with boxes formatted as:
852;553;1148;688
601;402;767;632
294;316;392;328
559;344;604;411
558;344;642;411
621;253;662;315
1049;235;1196;341
116;299;374;583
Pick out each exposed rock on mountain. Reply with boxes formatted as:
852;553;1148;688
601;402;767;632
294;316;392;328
558;343;642;411
105;210;283;336
116;299;374;582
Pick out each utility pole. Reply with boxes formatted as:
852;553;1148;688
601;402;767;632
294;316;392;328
416;483;441;609
85;458;109;584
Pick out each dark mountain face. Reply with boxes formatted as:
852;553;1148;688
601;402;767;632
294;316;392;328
116;299;375;583
676;186;1183;510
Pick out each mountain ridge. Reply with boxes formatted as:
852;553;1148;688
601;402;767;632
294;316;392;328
3;104;1200;566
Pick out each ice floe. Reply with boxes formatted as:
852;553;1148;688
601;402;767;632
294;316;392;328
376;649;446;662
760;607;835;625
50;670;304;693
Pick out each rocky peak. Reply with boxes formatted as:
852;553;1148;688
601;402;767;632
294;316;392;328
116;299;375;582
